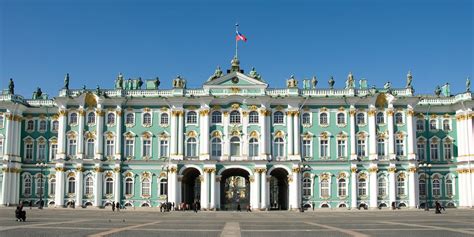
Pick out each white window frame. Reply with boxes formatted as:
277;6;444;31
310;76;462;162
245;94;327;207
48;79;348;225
248;138;259;158
51;120;59;132
416;119;425;132
211;111;222;124
142;137;152;158
186;111;198;125
124;177;134;196
337;139;347;158
26;120;35;132
87;112;96;125
273;111;284;125
141;177;151;197
104;177;114;195
124;137;135;158
160;113;169;125
302;138;312;159
320;178;330;198
69;112;78;125
105;138;115;158
85;138;95;159
394;112;404;125
356;113;366;125
84;175;94;196
358;178;367;197
159;139;169;158
319;138;329;159
107;112;115;125
248;111;259;124
211;137;222;157
186;137;198;157
38;120;47;132
230;136;241;157
319;112;329;126
337;178;347;197
142;112;152;127
125;113;135;126
397;175;406;196
378;177;387;197
432;178;441;196
302;177;312;198
376;112;385;124
336;112;346;126
430;138;439;161
273;137;285;160
302;112;311;125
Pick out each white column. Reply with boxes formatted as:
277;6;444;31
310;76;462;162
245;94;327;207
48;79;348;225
387;108;395;160
368;107;377;160
200;173;209;210
349;108;357;160
170;111;178;157
176;175;183;205
287;112;294;157
3;113;13;161
199;109;210;160
114;169;121;204
406;107;416;160
55;167;65;207
177;111;184;158
223;111;230;160
94;169;103;207
210;170;216;210
254;171;261;209
250;174;259;209
265;112;271;158
57;109;67;159
294;112;300;159
288;169;299;210
215;175;221;210
12;171;19;204
0;169;10;205
115;108;122;160
369;167;378;208
75;169;83;206
242;112;249;158
350;169;357;208
408;167;418;208
167;168;177;205
259;109;267;160
77;107;85;159
260;171;268;210
388;167;396;206
95;108;104;160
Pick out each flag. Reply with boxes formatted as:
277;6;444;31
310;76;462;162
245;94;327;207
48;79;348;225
236;31;247;42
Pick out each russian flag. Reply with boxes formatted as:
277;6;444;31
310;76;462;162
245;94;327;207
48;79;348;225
236;31;247;42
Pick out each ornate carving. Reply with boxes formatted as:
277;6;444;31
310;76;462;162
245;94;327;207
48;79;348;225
350;167;358;173
248;105;258;111
59;110;68;117
93;167;104;173
368;109;376;117
55;167;66;172
199;109;210;116
254;168;267;174
292;167;300;173
337;172;347;179
76;167;85;172
230;87;240;93
408;167;417;173
368;167;378;173
113;167;121;173
387;167;397;173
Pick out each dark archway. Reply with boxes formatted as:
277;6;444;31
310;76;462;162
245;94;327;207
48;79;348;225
220;168;250;211
269;168;289;210
181;168;201;206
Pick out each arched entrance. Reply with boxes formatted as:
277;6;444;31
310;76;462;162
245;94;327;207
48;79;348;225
181;168;201;207
269;168;289;210
220;168;250;211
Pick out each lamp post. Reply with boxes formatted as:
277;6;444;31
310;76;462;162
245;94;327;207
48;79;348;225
35;162;47;209
299;163;311;212
419;163;432;211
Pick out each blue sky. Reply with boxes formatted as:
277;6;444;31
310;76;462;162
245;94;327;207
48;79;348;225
0;0;472;97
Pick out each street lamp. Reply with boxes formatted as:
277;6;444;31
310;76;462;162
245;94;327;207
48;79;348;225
299;163;311;212
419;162;432;211
35;162;47;209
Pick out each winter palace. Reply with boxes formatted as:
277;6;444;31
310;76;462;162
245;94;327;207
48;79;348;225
0;57;473;210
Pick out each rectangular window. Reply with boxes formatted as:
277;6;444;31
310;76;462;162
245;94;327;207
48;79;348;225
0;139;4;156
378;180;387;196
38;143;46;161
50;143;58;159
142;139;151;157
357;139;366;157
25;143;33;160
68;139;77;157
417;143;425;160
106;140;114;157
320;140;328;158
377;138;386;157
160;140;169;157
430;143;439;160
302;140;311;158
395;139;404;156
443;143;452;160
337;140;346;158
125;139;134;157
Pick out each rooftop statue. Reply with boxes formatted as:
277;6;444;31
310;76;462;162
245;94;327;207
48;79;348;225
466;77;471;92
8;78;14;95
328;76;335;89
137;77;143;89
154;77;161;89
286;75;298;88
311;76;318;89
434;85;441;97
96;85;102;96
345;72;355;89
115;73;124;89
406;70;413;88
208;66;223;81
302;79;310;89
173;75;186;89
64;73;70;90
384;81;391;90
248;67;262;81
126;79;132;90
32;87;42;99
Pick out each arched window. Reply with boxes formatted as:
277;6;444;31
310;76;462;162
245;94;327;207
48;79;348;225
302;139;311;158
273;111;284;124
211;111;222;124
142;112;152;126
419;178;426;196
125;177;133;195
86;138;95;158
186;111;197;124
160;113;169;125
0;115;3;127
374;112;382;124
273;137;285;160
186;137;197;157
39;120;47;132
70;113;78;124
35;175;44;196
320;179;329;198
432;179;441;196
443;119;450;131
446;177;454;196
356;113;365;125
338;178;347;197
302;177;311;197
358;178;367;196
160;179;168;196
429;119;437;130
211;137;222;157
249;138;259;158
230;111;241;124
230;137;240;156
397;176;406;196
87;112;96;124
52;120;59;132
319;113;328;125
337;113;345;125
49;177;56;195
356;135;366;157
141;178;151;196
85;176;94;195
249;111;259;124
416;119;424;131
68;177;76;194
23;174;32;196
395;112;403;124
26;120;35;131
378;177;387;197
302;113;311;125
105;177;114;195
126;113;135;125
107;113;115;125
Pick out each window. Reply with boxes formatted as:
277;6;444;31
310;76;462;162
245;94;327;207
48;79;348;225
186;111;197;124
302;139;311;158
337;139;346;158
0;139;3;156
357;137;366;157
230;111;241;124
376;112;385;124
395;112;403;124
68;177;76;194
68;137;78;157
142;138;151;157
320;179;329;198
320;139;328;158
49;178;56;195
397;176;406;196
338;178;347;197
443;119;450;131
142;113;152;126
430;142;439;161
302;113;311;125
337;113;345;125
186;138;197;157
443;140;452;160
432;179;441;196
39;120;47;132
249;111;259;124
23;174;32;196
358;178;367;196
230;137;240;156
356;113;365;125
417;140;426;160
378;178;387;196
38;142;46;161
211;111;222;124
211;138;222;157
395;137;404;156
0;115;3;127
416;120;424;131
85;176;94;195
142;178;151;196
429;119;437;130
26;120;34;131
160;140;169;157
302;178;311;197
105;177;114;195
124;139;134;158
160;179;168;196
107;113;115;125
249;138;259;158
319;113;328;125
160;113;169;125
52;120;59;132
105;139;114;157
126;113;135;125
87;112;96;124
273;111;284;124
419;179;426;196
70;113;78;125
125;177;133;195
50;143;58;160
86;138;95;158
446;178;453;196
25;142;33;161
377;138;386;156
273;137;285;160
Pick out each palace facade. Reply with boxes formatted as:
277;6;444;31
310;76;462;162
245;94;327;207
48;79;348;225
0;57;473;210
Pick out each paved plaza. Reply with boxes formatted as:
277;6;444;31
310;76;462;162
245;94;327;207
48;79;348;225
0;208;473;237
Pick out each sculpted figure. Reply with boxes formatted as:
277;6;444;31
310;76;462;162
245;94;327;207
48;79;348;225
116;73;124;89
154;77;161;89
127;79;132;90
434;85;441;97
36;87;42;98
384;81;391;90
466;77;471;92
311;76;318;89
328;76;335;89
8;78;14;94
137;77;143;89
346;72;355;89
406;71;413;88
63;73;70;90
208;66;223;81
248;67;262;80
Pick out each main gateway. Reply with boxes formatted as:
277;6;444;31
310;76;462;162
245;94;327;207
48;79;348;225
0;57;473;210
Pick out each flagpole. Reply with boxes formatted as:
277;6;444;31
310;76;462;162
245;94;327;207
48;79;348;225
235;23;239;58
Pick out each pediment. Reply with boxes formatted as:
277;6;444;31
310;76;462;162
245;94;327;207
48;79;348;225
203;72;268;89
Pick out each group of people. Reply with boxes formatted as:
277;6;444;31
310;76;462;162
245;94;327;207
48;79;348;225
111;201;121;212
15;204;26;222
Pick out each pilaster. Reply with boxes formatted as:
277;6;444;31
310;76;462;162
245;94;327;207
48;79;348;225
57;109;67;160
368;165;378;208
368;106;377;160
55;164;66;207
349;107;357;160
113;166;121;204
115;108;122;160
406;107;416;160
407;166;418;208
75;166;84;206
199;108;210;160
77;107;85;159
387;107;395;160
93;166;103;207
388;165;396;206
95;106;104;160
350;166;357;208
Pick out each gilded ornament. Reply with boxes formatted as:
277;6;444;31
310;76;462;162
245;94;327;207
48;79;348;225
368;167;378;173
337;172;347;179
199;109;210;116
407;109;415;116
59;110;68;117
351;167;358;173
386;109;394;116
113;167;121;173
187;131;197;138
231;103;240;110
249;131;259;138
249;105;258;111
169;167;178;173
368;109;376;117
408;167;417;173
387;167;397;173
230;87;240;93
76;167;85;172
55;167;66;172
292;167;300;173
93;167;104;173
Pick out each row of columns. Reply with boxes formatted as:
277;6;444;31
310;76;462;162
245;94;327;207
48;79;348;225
456;110;473;207
1;112;22;205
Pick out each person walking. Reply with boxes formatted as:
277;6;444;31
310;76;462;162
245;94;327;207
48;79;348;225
116;202;120;212
237;204;241;212
193;201;198;213
112;201;116;212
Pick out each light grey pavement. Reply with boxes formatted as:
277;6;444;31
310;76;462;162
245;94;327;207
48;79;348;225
0;208;473;237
